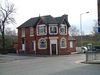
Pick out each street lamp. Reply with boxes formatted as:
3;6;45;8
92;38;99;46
80;11;89;50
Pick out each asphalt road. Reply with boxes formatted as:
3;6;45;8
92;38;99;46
0;54;100;75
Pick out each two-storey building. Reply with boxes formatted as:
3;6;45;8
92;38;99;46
17;15;74;55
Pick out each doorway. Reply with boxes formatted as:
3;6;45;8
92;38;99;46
51;44;56;55
50;39;58;55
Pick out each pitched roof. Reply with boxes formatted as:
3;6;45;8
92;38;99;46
18;17;39;28
18;15;70;28
41;15;57;24
55;15;70;27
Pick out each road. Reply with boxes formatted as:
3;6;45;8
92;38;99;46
0;54;100;75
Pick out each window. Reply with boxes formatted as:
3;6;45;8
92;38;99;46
59;24;66;35
22;28;25;37
32;41;36;51
70;41;73;48
49;25;58;35
37;25;47;35
60;38;66;48
30;27;34;36
38;38;47;49
22;38;25;51
32;41;34;50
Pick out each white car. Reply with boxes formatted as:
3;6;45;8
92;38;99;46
81;46;88;53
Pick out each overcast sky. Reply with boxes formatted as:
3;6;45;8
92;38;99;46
1;0;98;35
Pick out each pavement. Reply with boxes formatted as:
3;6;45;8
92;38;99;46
0;53;100;75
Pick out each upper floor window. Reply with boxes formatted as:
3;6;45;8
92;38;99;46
59;24;67;35
38;38;47;49
22;28;25;37
37;24;47;35
60;38;66;48
49;25;58;35
30;27;34;36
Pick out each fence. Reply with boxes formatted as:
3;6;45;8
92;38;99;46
86;50;100;63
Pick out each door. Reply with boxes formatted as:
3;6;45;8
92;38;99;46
51;44;56;55
50;39;58;55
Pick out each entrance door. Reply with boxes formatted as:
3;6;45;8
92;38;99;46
50;39;58;55
51;44;56;55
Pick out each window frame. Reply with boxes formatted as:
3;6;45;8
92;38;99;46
59;24;67;35
38;38;47;49
70;41;73;48
30;27;34;36
60;38;66;48
37;24;47;36
22;28;25;37
49;24;58;35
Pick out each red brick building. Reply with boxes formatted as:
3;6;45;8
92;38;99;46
17;15;75;55
69;37;76;52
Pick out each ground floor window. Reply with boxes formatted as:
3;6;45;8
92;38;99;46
38;38;47;49
22;38;25;51
32;41;34;50
70;41;73;48
60;38;66;48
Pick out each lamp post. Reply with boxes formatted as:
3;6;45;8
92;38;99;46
80;12;89;50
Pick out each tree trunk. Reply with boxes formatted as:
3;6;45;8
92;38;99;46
1;23;7;54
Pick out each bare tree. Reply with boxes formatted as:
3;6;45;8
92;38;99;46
0;1;16;53
69;25;80;37
91;20;100;42
5;27;16;36
91;20;98;35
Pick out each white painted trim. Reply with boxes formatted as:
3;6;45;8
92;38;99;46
30;27;34;36
32;41;36;51
60;37;66;48
22;44;25;51
49;37;58;39
22;28;25;37
59;24;67;35
36;24;47;36
50;39;58;55
34;41;36;51
38;38;47;49
70;41;73;48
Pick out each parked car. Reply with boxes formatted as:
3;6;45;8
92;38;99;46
81;46;88;53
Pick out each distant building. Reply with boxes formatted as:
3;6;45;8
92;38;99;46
17;15;76;55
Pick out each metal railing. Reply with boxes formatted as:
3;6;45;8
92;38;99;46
86;50;100;63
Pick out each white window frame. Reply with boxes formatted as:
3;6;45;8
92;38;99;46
32;41;36;51
59;24;67;35
22;28;25;37
60;37;66;48
37;24;47;36
22;38;25;51
38;38;47;49
70;41;73;48
30;27;34;36
49;24;58;35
